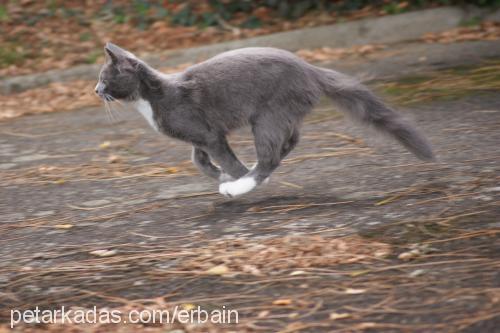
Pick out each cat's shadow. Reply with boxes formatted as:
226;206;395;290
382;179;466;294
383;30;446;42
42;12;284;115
208;194;363;217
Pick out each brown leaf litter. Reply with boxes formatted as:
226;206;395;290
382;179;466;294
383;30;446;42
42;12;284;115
422;21;500;44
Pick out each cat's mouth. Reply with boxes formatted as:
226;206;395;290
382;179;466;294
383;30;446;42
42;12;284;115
94;82;115;101
95;90;115;102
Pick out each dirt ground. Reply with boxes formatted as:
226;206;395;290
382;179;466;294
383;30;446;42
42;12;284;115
0;43;499;332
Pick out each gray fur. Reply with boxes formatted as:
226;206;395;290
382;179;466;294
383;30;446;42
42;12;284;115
96;42;434;196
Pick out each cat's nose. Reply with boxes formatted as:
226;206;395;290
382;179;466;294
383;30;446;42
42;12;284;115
94;82;105;95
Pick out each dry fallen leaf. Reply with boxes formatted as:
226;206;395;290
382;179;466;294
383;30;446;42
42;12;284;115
409;269;426;277
99;141;111;149
242;264;262;276
53;224;74;229
205;264;229;275
272;299;292;306
90;249;117;257
257;310;270;318
398;249;421;261
349;270;370;277
344;288;366;294
374;248;391;258
108;155;122;164
182;303;196;311
165;167;180;174
422;22;500;44
329;312;351;320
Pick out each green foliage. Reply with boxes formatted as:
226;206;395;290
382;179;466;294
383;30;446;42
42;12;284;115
241;15;262;28
93;0;500;30
99;0;165;29
382;2;406;14
112;8;127;24
133;0;151;29
0;5;8;22
171;4;198;26
0;44;26;67
273;0;316;19
47;0;58;17
200;12;218;28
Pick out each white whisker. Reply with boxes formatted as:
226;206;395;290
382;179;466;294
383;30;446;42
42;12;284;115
106;95;122;120
103;100;116;123
104;101;110;123
112;98;125;107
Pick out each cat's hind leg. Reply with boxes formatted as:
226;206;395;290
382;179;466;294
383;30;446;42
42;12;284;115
219;115;295;197
280;127;300;160
248;127;299;184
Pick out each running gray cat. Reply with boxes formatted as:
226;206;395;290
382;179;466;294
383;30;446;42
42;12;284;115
95;42;434;197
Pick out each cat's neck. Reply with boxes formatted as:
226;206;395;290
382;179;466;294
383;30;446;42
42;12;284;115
130;63;182;132
137;62;178;102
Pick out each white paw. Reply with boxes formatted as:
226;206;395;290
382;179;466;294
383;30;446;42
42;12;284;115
219;173;234;182
219;177;257;197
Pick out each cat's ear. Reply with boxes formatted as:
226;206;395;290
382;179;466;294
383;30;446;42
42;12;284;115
104;42;120;64
104;42;136;64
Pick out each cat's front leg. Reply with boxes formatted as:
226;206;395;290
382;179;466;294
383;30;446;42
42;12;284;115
191;147;222;180
191;146;236;182
202;137;249;180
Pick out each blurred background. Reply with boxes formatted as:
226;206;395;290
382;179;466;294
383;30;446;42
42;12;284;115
0;0;499;119
1;0;499;74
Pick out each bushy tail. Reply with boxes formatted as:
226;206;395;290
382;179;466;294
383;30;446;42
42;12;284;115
315;67;435;161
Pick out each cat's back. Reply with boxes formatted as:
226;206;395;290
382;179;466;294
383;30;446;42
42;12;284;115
178;47;322;109
209;47;299;62
183;47;311;80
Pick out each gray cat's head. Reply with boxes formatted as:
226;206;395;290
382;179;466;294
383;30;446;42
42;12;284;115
95;42;141;101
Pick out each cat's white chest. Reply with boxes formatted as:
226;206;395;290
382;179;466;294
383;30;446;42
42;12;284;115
130;99;159;132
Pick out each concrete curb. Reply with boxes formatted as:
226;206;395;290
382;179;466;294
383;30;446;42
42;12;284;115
0;6;487;94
